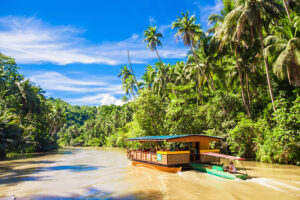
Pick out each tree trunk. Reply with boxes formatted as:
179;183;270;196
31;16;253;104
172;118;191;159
155;48;163;64
283;0;291;22
190;46;215;91
235;46;250;116
245;70;251;107
127;50;140;89
205;63;216;92
258;23;276;112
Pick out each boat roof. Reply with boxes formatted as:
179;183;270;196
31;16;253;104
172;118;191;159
200;152;245;160
125;134;222;142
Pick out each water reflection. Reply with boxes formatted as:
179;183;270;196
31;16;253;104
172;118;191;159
15;187;163;200
41;165;99;172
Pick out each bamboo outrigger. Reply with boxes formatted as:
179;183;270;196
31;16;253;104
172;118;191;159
126;134;248;180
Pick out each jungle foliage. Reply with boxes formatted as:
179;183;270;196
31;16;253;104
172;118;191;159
1;0;299;164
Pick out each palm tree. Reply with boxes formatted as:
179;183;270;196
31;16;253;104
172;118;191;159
213;6;251;115
126;50;140;89
283;0;291;22
141;64;156;90
173;61;187;86
123;75;137;98
143;26;163;63
221;0;284;111
153;62;170;98
118;66;132;85
16;80;43;118
172;11;215;91
208;0;235;33
264;15;300;87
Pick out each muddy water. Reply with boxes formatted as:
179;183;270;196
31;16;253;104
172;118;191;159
0;148;299;200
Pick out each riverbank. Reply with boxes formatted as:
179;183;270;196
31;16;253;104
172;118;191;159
0;148;299;200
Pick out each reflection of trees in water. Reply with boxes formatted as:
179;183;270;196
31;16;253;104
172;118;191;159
15;188;164;200
0;160;100;186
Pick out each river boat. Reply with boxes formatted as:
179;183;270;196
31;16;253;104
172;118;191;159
126;134;248;179
126;135;221;173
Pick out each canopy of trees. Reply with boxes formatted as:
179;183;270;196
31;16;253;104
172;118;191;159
1;0;299;164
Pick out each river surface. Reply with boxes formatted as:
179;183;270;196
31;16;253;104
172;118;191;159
0;148;299;200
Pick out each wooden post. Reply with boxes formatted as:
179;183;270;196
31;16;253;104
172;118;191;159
199;142;201;162
193;142;196;161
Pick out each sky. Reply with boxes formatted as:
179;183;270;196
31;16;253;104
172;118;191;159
0;0;223;106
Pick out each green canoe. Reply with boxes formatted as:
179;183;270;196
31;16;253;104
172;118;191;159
190;163;248;180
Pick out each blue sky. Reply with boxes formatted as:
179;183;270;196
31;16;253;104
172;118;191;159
0;0;223;106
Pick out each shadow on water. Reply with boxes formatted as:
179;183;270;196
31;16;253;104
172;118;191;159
3;149;75;162
0;164;101;186
40;165;100;172
10;187;164;200
0;165;48;185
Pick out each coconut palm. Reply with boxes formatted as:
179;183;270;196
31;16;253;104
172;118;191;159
153;62;170;98
264;15;300;87
208;0;235;33
213;7;252;115
283;0;291;22
172;10;215;91
141;64;156;90
220;0;284;111
124;75;137;98
173;61;187;86
143;26;163;63
16;80;43;118
118;66;132;85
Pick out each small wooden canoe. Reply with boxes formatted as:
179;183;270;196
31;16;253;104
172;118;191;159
190;163;248;180
132;160;182;173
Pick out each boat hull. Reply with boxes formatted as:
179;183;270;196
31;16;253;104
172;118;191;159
131;160;182;173
190;163;248;180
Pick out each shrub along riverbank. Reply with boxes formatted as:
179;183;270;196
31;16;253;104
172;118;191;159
1;0;299;164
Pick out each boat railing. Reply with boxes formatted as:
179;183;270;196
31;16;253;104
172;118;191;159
127;149;158;164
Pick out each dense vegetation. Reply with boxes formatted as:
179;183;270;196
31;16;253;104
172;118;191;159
1;0;299;164
0;54;66;159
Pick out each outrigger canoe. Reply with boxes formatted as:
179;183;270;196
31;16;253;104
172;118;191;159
190;152;248;180
189;163;248;180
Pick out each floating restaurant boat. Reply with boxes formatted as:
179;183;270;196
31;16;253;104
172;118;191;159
126;134;248;180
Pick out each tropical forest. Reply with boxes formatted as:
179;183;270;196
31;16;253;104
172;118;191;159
1;0;299;167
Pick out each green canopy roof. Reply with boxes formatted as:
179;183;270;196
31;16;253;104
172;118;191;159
125;134;222;142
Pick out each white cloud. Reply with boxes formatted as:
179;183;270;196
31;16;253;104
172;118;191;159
0;16;187;65
67;93;123;106
195;0;223;28
157;24;172;35
29;71;123;94
149;16;156;26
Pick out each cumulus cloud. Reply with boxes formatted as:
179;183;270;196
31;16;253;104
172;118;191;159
67;93;123;106
0;16;187;65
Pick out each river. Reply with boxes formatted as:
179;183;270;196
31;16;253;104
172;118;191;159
0;148;299;200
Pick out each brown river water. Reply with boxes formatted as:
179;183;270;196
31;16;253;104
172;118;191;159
0;148;299;200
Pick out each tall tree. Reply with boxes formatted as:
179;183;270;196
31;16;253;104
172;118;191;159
143;26;163;63
224;0;284;111
264;15;300;87
172;11;215;91
127;50;140;89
